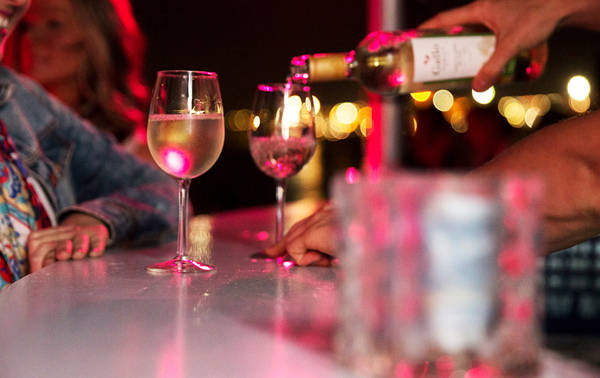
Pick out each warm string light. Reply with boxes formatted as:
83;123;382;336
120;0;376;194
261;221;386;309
567;75;591;113
226;96;373;141
231;74;593;137
433;90;454;112
567;75;590;101
472;86;495;105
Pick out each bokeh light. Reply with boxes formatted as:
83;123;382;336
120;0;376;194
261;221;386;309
410;91;432;102
471;86;495;105
233;109;251;131
498;96;516;116
567;75;591;101
335;102;359;124
328;104;354;138
315;113;328;138
442;96;471;133
312;95;321;114
345;167;359;184
162;148;189;176
450;112;468;133
504;101;525;127
357;106;373;137
569;96;591;113
524;107;540;128
433;90;454;112
531;94;551;115
282;95;302;129
286;95;302;111
225;110;236;130
252;115;260;130
406;116;418;136
444;97;471;133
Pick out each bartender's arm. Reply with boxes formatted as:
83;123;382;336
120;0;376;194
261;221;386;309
475;111;600;252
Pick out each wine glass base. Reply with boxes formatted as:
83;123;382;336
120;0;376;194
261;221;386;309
146;258;215;273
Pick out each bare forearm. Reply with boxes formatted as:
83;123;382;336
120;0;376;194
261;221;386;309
474;111;600;254
562;0;600;31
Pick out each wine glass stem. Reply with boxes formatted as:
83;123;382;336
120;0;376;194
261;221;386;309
275;179;287;243
176;178;191;262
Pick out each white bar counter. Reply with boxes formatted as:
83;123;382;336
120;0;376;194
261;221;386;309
0;202;598;378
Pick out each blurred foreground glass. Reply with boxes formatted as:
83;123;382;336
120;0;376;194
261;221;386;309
248;82;316;243
333;172;543;377
146;70;224;273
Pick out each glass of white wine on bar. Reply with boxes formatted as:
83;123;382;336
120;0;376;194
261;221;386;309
146;70;224;273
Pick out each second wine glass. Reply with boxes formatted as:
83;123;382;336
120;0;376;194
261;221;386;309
249;82;316;243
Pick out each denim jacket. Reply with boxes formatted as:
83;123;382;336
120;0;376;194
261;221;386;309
0;66;177;245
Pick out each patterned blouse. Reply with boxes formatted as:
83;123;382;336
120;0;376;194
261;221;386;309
0;120;53;289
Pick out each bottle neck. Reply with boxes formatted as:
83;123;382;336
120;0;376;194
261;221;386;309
290;52;353;83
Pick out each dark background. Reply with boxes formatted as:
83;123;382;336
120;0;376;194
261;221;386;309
131;0;368;213
129;0;600;214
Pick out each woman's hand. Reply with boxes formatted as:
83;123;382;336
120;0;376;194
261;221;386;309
419;0;564;91
264;203;338;266
27;213;110;272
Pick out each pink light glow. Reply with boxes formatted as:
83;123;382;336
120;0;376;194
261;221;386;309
513;300;534;322
398;295;420;321
527;62;542;79
282;261;294;270
256;231;270;241
505;180;530;210
498;248;536;277
502;293;534;323
133;123;146;143
402;29;419;39
293;73;309;82
465;364;500;378
365;92;382;174
367;32;384;53
184;259;214;271
290;55;309;66
345;167;359;183
258;84;276;92
388;71;406;87
345;51;355;64
348;221;366;241
365;0;384;173
449;25;464;34
435;355;454;376
394;362;414;378
162;148;190;176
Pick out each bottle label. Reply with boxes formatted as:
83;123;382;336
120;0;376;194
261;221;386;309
411;35;496;83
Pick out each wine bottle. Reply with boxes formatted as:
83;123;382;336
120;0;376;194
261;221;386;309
290;27;546;95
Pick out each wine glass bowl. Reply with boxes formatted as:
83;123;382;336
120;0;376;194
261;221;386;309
249;82;316;243
146;70;224;273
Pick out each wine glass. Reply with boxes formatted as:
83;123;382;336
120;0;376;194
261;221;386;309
248;82;316;245
146;70;224;273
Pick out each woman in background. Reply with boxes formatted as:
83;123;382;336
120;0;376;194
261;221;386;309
4;0;150;158
0;0;177;288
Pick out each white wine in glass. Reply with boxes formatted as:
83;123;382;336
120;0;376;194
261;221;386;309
146;70;224;273
249;82;316;243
